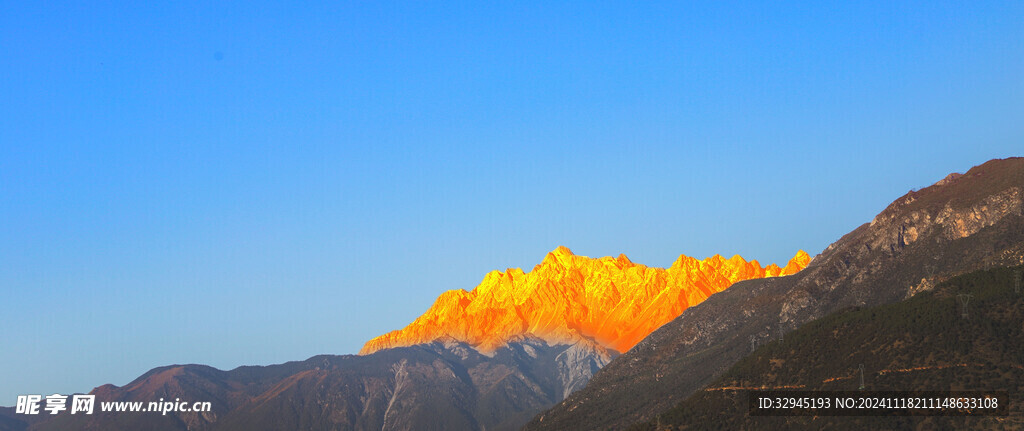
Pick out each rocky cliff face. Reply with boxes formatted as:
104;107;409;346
361;247;809;355
526;157;1024;431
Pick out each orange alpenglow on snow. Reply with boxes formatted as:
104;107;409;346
360;246;811;355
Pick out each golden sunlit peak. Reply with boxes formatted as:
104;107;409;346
783;250;812;275
551;245;574;256
615;253;632;265
536;245;579;269
546;245;575;259
360;247;811;355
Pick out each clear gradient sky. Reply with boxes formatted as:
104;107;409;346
2;1;1022;401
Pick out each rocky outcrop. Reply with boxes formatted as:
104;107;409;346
553;338;614;399
361;247;809;355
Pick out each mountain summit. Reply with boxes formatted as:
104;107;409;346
360;247;810;355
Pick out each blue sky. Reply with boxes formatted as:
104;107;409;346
1;1;1022;401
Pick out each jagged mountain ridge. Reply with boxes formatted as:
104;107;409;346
526;157;1024;430
362;247;809;355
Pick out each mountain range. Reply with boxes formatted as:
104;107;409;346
3;156;1022;431
11;337;613;431
0;248;803;431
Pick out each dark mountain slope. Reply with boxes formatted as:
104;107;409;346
526;157;1024;430
630;264;1024;430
